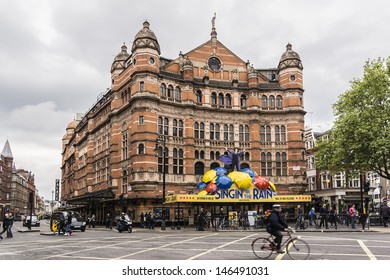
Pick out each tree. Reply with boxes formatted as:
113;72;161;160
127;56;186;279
315;57;390;180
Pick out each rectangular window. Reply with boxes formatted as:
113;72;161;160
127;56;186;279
139;116;144;125
140;81;144;91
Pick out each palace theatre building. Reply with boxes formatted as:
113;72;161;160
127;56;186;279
61;20;307;224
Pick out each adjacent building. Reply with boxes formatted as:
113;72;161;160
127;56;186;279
61;19;307;223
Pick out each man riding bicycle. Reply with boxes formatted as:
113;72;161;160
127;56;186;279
266;204;291;254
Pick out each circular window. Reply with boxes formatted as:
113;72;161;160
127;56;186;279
290;75;296;81
208;57;222;71
149;57;155;64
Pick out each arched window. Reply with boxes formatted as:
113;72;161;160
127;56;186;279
240;162;250;170
160;83;166;97
229;124;234;141
167;85;174;98
240;95;247;107
275;126;280;142
196;90;202;103
195;162;205;175
210;123;215;140
276;152;282;176
157;147;169;174
266;126;271;142
224;124;229;141
173;119;178;136
262;95;268;109
276;95;283;109
215;124;220;140
216;151;220;159
200;150;205;159
260;126;265;143
261;152;272;176
282;152;287;175
218;93;224;106
210;162;220;170
178;120;184;137
244;152;250;161
138;143;145;154
281;125;286;142
200;122;205;139
195;150;199;159
239;125;250;142
173;148;181;174
210;151;215;160
225;94;232;106
269;96;275;108
158;117;163;135
194;122;199;139
179;149;184;174
163;117;169;135
211;92;217;105
175;87;181;100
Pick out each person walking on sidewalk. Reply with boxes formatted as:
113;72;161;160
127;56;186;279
319;204;329;229
379;203;390;227
309;207;317;227
0;213;9;240
6;212;14;238
328;207;337;230
349;204;356;229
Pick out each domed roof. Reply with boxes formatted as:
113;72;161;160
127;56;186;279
279;43;301;61
131;21;160;54
66;120;78;130
278;43;303;71
111;43;130;72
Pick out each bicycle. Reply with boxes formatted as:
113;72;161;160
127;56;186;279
251;229;310;260
295;215;308;230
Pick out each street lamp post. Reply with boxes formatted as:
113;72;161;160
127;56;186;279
156;136;167;230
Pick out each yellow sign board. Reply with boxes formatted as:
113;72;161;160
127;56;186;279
165;193;311;204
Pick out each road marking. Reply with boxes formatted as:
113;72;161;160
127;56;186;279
114;233;219;259
187;233;257;260
357;240;377;260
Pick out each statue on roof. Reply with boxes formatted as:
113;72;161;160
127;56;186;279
212;13;216;29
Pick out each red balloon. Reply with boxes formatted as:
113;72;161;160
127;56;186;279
205;182;217;193
254;176;270;189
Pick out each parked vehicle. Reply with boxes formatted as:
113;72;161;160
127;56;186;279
116;214;132;233
50;211;86;232
23;215;40;227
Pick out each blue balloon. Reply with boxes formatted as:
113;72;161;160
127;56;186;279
216;175;233;190
242;168;257;178
215;167;227;176
197;181;207;190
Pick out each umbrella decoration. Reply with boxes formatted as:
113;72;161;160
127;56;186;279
216;175;233;189
205;182;218;193
202;169;217;183
253;176;270;189
241;168;258;179
196;181;207;190
228;171;253;189
215;167;228;176
197;167;276;193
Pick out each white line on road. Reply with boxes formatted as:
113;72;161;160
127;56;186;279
187;233;257;260
357;239;377;260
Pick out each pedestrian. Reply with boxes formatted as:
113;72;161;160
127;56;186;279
90;214;96;228
58;212;66;235
139;212;145;228
0;213;9;240
328;207;337;230
65;212;72;236
379;203;390;227
105;213;111;229
319;204;329;229
149;212;155;229
309;207;317;227
6;212;14;238
349;204;356;229
295;205;303;229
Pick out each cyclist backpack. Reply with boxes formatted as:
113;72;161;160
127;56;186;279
263;210;272;224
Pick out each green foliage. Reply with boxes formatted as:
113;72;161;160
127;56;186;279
315;57;390;180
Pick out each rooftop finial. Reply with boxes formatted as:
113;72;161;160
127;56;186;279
212;12;216;29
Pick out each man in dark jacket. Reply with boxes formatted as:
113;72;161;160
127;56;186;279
379;203;390;227
319;204;329;229
267;204;290;254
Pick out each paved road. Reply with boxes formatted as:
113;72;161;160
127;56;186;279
1;220;390;260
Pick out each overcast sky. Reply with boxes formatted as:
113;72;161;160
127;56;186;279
1;0;389;200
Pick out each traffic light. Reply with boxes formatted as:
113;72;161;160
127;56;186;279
364;181;370;193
